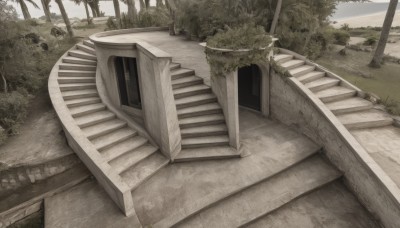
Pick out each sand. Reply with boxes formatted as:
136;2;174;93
332;10;400;28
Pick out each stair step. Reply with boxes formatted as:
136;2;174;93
121;153;169;191
69;49;97;61
175;93;217;109
273;54;293;64
289;65;315;77
181;124;228;138
62;89;98;100
177;155;341;228
337;109;393;130
58;70;96;77
173;84;211;99
65;97;101;108
59;83;96;92
315;86;357;103
325;97;373;115
69;103;106;118
83;39;95;48
174;146;240;162
170;62;181;71
62;56;97;66
172;76;203;89
305;77;340;92
58;77;95;84
179;114;225;129
82;119;126;140
74;110;115;128
76;43;96;55
101;136;149;162
181;135;229;149
91;127;138;151
59;63;96;71
177;103;222;119
297;71;325;83
280;59;305;70
171;68;195;80
110;144;159;174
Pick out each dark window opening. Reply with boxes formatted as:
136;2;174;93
238;64;261;111
115;57;142;109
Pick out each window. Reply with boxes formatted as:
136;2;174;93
115;57;142;109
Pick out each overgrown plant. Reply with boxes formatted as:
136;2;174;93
205;25;272;76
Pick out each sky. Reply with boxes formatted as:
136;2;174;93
8;0;393;20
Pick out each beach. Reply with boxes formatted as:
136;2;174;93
333;10;400;28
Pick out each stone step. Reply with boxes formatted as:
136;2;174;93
62;56;97;66
101;136;149;162
297;71;325;84
58;77;95;84
74;110;115;128
174;146;241;162
171;68;195;80
170;62;181;71
59;63;96;71
325;97;374;115
177;155;341;228
305;77;340;92
69;103;106;118
177;103;222;119
273;54;293;64
181;135;229;149
121;153;169;191
315;86;357;103
76;43;96;55
91;127;138;152
175;93;217;109
337;109;393;130
59;83;96;92
173;84;211;99
110;144;159;174
181;124;228;138
281;59;305;70
58;70;96;77
68;49;97;61
179;114;225;129
65;97;101;108
172;76;203;89
82;118;127;140
83;39;95;48
62;89;98;100
289;65;315;77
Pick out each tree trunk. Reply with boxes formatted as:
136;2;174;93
83;1;92;25
55;0;74;37
41;0;52;22
369;0;399;68
139;0;145;11
166;0;177;35
156;0;163;8
19;0;31;20
89;2;98;17
126;0;137;24
113;0;121;19
269;0;282;34
145;0;150;9
1;72;7;94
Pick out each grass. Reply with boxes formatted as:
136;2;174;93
316;45;400;115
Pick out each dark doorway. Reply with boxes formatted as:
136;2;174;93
238;64;261;111
115;57;142;109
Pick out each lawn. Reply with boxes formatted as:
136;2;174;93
316;46;400;115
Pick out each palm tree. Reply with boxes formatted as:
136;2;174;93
88;0;101;17
269;0;282;34
139;0;145;11
54;0;74;37
40;0;52;22
113;0;121;19
369;0;399;68
126;0;137;24
15;0;39;20
72;0;92;25
165;0;176;35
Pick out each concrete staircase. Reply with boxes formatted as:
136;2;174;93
274;54;394;131
170;63;240;161
57;40;169;192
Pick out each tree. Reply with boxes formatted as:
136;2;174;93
369;0;399;68
40;0;52;22
88;0;101;17
269;0;282;34
72;0;93;25
139;0;145;11
54;0;74;37
15;0;39;20
156;0;164;8
126;0;137;24
113;0;121;19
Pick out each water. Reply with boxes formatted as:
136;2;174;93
332;2;400;20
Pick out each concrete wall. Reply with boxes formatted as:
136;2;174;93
269;70;400;228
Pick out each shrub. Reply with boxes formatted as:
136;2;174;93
0;91;29;135
364;36;378;46
333;30;350;45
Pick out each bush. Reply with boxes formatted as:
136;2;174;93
333;30;350;45
0;91;29;135
364;36;378;46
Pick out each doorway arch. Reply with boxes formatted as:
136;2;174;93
238;64;262;111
